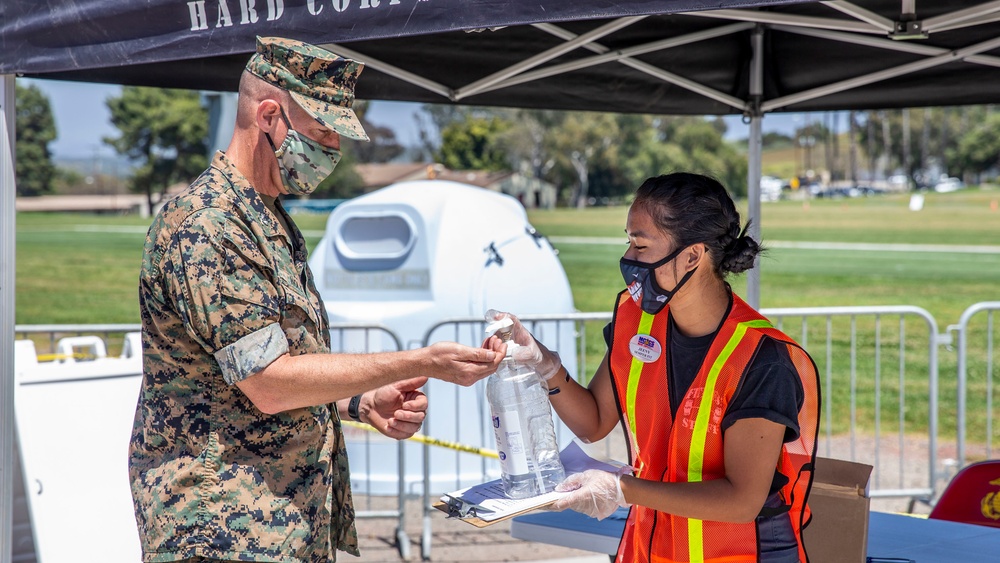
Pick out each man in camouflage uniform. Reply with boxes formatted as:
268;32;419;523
129;37;503;563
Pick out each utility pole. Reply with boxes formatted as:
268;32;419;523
902;108;911;179
849;111;858;188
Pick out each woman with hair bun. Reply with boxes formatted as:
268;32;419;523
486;173;820;563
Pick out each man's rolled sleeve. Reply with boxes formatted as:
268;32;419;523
214;322;289;384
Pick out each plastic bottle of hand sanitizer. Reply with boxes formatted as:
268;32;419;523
485;318;566;498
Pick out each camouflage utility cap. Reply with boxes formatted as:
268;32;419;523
247;36;369;141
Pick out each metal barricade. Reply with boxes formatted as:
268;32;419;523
762;306;941;504
15;324;142;359
326;322;412;559
952;302;1000;468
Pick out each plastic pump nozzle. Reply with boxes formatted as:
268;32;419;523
485;317;517;357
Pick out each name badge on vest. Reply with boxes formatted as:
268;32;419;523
628;334;662;363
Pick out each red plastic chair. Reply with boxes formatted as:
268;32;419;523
929;460;1000;528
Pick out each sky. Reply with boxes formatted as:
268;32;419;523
23;77;820;162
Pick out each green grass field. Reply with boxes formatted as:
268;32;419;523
14;187;1000;444
524;189;1000;320
17;189;1000;324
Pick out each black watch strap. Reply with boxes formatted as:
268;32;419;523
348;394;363;422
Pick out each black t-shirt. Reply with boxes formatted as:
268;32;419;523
604;306;804;495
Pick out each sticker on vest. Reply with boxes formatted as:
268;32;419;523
628;334;662;363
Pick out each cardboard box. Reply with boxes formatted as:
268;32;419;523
803;457;873;563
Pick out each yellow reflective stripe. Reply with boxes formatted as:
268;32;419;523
626;311;655;442
686;318;772;562
687;519;703;563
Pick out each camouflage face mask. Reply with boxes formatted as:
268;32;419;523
266;107;342;196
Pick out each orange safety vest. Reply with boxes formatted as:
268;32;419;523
609;291;820;563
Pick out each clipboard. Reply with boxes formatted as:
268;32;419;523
434;480;565;527
434;441;627;527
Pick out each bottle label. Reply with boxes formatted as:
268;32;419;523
491;409;530;475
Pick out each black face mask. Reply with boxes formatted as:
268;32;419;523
619;246;697;315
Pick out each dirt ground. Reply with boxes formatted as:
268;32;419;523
349;438;622;562
346;431;983;562
350;494;609;563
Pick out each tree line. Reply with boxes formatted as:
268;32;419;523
416;107;746;205
13;83;1000;205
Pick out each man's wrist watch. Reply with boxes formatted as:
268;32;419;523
348;394;363;422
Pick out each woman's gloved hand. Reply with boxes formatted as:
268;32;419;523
552;469;631;520
484;309;562;381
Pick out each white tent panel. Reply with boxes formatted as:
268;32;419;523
13;339;143;562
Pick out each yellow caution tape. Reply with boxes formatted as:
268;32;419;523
35;353;97;362
342;420;499;459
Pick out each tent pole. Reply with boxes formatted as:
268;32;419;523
454;16;644;100
689;8;880;33
474;22;754;99
763;34;1000;111
772;24;1000;68
533;22;747;111
821;1;895;31
747;117;762;308
1;73;16;563
746;26;764;309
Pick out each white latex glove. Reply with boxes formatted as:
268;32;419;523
484;309;562;381
552;469;631;520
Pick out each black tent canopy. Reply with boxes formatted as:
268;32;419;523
4;2;1000;556
5;1;1000;115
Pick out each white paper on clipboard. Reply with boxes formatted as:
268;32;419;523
440;440;627;523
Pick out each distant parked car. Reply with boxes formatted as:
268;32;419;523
816;187;853;199
855;185;883;197
933;177;964;193
887;174;911;191
760;176;783;201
